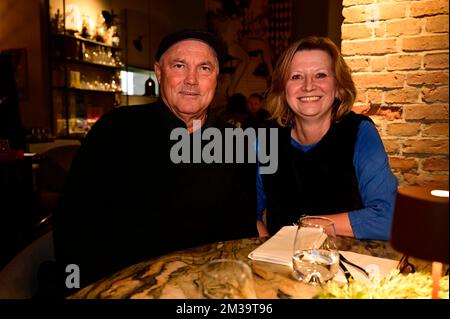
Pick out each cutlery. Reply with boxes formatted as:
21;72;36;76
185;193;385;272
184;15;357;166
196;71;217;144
339;260;353;281
339;253;370;278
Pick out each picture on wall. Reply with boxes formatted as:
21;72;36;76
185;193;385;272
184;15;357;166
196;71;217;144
205;0;291;104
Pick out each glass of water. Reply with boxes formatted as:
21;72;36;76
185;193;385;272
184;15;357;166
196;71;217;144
200;259;257;299
292;216;339;285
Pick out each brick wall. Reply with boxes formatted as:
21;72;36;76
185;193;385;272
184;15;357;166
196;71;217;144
341;0;449;188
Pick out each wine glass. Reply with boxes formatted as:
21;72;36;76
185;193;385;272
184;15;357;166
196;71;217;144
292;216;339;285
200;259;257;299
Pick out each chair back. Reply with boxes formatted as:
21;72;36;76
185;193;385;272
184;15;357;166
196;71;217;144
35;144;80;227
38;144;80;193
0;231;54;298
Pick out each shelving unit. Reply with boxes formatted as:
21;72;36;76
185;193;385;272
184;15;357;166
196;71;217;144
48;1;126;138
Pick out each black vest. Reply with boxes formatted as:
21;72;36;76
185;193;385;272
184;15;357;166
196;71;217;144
262;112;373;234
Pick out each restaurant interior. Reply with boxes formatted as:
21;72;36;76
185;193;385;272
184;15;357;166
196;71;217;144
0;0;448;300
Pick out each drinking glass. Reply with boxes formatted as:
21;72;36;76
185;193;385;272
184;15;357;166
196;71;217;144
200;259;257;299
292;216;339;285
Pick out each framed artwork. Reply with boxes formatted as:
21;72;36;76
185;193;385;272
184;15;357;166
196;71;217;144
204;0;291;101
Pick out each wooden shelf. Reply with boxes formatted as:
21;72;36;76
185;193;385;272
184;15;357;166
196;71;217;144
52;87;122;94
51;32;124;50
48;14;126;139
51;57;124;70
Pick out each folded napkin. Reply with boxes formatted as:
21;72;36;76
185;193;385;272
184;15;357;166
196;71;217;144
248;226;298;266
248;226;399;284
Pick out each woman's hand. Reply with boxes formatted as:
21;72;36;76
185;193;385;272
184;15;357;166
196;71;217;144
256;220;270;237
322;212;355;237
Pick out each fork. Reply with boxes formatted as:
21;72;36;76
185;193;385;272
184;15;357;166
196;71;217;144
339;260;353;281
339;253;370;277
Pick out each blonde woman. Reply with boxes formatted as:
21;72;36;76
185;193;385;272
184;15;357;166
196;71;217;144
257;36;397;240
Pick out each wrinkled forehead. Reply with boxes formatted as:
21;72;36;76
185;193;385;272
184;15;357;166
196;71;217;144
159;39;219;64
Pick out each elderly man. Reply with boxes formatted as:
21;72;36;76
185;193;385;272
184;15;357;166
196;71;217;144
53;30;256;295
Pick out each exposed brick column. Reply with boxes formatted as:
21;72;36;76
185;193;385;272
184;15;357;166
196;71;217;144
341;0;449;188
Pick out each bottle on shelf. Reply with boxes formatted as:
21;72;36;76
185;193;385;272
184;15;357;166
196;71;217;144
48;2;125;138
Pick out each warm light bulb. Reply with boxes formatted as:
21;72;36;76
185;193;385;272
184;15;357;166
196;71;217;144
430;190;449;198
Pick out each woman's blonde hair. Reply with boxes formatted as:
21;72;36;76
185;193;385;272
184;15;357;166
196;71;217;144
266;36;356;127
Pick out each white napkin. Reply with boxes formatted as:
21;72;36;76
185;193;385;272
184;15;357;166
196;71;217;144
248;226;399;284
248;226;297;266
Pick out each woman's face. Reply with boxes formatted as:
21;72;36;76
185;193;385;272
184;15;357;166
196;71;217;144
285;49;338;122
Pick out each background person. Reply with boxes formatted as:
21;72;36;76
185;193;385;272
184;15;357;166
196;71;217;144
218;92;251;128
245;92;270;128
256;36;398;240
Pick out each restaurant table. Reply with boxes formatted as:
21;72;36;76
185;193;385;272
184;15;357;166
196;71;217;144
69;236;431;299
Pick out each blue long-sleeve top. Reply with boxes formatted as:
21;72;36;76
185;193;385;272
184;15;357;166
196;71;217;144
256;121;398;240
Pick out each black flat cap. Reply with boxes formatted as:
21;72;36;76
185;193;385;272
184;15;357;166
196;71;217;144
156;29;226;65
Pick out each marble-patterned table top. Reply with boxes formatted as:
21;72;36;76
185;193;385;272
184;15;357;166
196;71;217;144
69;236;429;299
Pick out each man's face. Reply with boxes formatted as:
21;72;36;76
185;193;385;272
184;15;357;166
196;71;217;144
155;40;219;123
